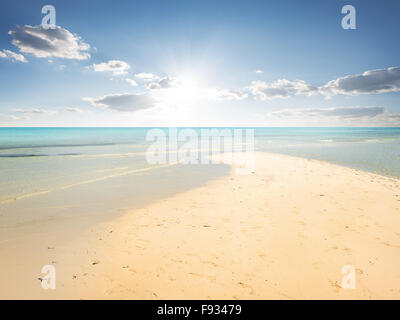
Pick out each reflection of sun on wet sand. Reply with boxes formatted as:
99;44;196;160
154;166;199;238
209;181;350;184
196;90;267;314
1;152;400;299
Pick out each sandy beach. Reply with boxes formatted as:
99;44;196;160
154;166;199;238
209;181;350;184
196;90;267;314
1;152;400;299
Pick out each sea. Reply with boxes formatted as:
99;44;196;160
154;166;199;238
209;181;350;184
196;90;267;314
0;127;399;208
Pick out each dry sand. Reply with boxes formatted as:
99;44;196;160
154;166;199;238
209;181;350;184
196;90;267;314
1;152;400;299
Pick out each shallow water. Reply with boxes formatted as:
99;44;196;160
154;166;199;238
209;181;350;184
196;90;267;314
0;126;398;241
254;127;400;178
0;127;399;204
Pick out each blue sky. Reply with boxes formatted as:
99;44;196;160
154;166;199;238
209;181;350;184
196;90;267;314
0;0;399;126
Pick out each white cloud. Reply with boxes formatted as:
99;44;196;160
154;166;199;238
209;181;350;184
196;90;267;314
134;72;157;81
268;106;400;126
249;79;318;99
92;60;130;75
271;106;386;119
145;76;248;101
83;93;156;112
206;88;248;100
8;25;90;60
147;77;181;90
255;70;264;74
247;67;400;100
12;108;57;115
0;49;27;62
65;107;83;113
321;67;400;97
125;78;138;86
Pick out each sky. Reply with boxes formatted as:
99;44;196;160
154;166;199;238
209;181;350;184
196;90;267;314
0;0;399;127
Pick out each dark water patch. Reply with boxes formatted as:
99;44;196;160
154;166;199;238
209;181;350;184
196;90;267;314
0;143;118;151
0;153;81;158
58;153;81;156
0;154;47;158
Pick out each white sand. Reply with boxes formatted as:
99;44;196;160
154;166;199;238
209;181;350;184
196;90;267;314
1;152;400;299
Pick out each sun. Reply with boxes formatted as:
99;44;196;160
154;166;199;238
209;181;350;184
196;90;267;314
158;75;204;107
176;77;202;99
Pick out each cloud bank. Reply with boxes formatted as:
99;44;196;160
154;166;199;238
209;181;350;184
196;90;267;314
271;106;386;119
247;67;400;100
84;93;156;112
8;25;90;60
268;106;400;126
321;67;400;97
249;79;318;99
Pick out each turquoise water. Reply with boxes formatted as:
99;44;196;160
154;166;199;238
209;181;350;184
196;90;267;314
253;127;400;178
0;127;399;204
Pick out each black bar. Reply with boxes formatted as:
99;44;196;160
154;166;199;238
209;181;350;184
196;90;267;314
1;300;398;318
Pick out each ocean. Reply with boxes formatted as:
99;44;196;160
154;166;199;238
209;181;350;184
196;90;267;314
0;127;399;206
